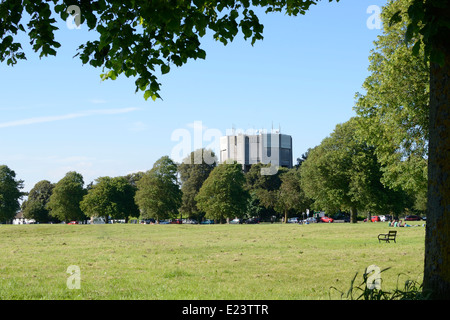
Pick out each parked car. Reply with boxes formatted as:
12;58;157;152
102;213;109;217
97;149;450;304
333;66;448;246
302;217;316;224
159;220;170;224
371;216;381;222
68;221;78;225
405;215;421;221
170;219;182;224
245;217;260;224
332;213;350;222
183;219;198;224
287;217;299;223
320;216;334;223
201;219;214;224
230;218;242;224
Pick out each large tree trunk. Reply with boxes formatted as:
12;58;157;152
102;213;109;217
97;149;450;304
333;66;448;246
423;33;450;299
350;207;357;224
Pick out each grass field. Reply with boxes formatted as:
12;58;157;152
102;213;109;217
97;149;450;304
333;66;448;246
0;222;425;300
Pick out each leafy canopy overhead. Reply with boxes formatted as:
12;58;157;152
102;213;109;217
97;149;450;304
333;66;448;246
0;0;337;100
389;0;450;66
1;0;448;100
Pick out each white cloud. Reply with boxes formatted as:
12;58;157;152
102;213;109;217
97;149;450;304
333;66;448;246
0;107;141;129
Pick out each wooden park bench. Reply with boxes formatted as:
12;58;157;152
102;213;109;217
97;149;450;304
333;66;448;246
378;230;397;243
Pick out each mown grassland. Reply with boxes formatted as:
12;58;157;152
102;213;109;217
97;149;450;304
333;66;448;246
0;222;425;299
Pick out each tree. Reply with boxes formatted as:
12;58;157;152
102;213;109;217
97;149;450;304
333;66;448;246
354;0;428;212
387;0;450;298
246;191;266;220
244;163;285;220
80;176;139;223
195;162;249;222
124;172;145;188
274;167;312;223
22;180;54;223
422;7;450;300
47;171;87;222
178;148;217;221
301;118;410;222
245;162;285;192
295;148;311;169
0;165;24;222
135;156;181;222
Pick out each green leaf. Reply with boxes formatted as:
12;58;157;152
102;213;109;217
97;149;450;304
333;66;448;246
161;64;170;74
197;49;206;60
411;40;421;56
404;23;414;43
143;89;152;101
108;70;117;80
389;10;402;27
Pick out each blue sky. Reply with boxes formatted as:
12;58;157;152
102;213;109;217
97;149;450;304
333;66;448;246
0;0;387;192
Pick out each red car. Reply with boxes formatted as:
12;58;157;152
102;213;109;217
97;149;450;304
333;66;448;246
320;216;334;223
405;215;421;221
371;216;381;222
68;221;78;225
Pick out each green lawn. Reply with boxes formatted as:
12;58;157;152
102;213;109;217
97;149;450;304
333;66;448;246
0;222;425;300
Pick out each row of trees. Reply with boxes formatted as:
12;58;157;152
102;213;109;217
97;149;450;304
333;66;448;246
0;153;308;224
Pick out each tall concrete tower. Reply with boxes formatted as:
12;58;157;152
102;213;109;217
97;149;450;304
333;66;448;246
219;130;293;172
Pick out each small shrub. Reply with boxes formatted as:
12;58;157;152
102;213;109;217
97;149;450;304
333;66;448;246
330;268;429;300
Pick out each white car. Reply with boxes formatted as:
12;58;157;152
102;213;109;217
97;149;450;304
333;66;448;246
91;217;106;224
302;217;316;224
